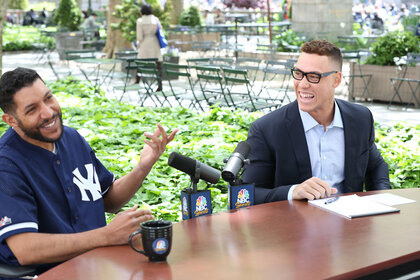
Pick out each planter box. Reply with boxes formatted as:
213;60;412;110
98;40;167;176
167;33;220;52
349;62;420;107
55;31;84;60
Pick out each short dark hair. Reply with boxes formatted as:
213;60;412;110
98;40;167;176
141;4;153;15
0;67;44;113
301;40;343;71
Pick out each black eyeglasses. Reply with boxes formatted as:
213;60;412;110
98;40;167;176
291;68;338;84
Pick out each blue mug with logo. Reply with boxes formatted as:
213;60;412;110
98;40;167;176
129;220;172;262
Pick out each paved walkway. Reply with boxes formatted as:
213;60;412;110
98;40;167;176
3;50;420;126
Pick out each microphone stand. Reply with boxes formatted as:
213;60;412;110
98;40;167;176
227;159;255;210
181;161;212;220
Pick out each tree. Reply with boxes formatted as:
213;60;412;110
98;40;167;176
8;0;27;10
0;0;8;75
102;0;132;58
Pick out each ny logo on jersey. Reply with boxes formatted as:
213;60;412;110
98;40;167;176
73;164;102;201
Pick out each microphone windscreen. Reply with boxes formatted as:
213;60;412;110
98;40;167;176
233;141;251;159
168;152;196;177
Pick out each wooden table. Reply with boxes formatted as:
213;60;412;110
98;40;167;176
37;188;420;280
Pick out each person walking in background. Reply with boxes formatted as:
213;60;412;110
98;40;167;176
136;4;163;90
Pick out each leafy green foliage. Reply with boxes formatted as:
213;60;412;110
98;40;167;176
179;6;202;27
2;24;56;51
28;2;56;11
52;0;83;31
8;0;28;9
274;29;307;52
365;31;420;66
112;0;173;43
402;15;420;31
376;123;420;189
1;78;418;222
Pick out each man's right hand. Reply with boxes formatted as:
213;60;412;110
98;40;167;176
293;177;338;200
104;205;154;246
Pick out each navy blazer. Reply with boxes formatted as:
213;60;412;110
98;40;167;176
242;99;390;204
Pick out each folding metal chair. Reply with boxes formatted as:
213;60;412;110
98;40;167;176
388;53;420;108
222;67;280;112
194;65;230;107
259;60;295;106
162;62;205;110
191;41;214;57
234;57;263;87
135;61;163;106
343;50;373;102
113;58;158;102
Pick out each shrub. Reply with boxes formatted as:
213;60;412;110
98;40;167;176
2;24;56;51
365;31;420;66
179;6;201;27
52;0;83;31
274;29;307;52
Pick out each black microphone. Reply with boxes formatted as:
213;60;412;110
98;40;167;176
168;152;221;184
168;152;220;220
222;141;251;183
222;141;255;210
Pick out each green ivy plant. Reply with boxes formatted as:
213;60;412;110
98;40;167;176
0;78;418;222
112;0;173;43
365;31;420;66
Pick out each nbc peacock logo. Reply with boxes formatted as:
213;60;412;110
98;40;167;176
153;238;168;254
196;196;207;212
237;189;249;204
182;197;188;213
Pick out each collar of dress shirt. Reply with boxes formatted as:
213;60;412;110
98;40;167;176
298;100;344;133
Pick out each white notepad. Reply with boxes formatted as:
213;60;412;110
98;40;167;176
308;194;400;219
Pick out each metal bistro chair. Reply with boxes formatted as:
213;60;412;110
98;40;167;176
0;263;37;279
388;53;420;109
191;41;214;57
195;65;230;107
113;58;157;102
135;61;163;106
342;50;373;102
259;60;295;106
162;62;205;110
222;67;280;112
234;57;263;88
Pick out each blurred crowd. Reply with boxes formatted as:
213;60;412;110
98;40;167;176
352;1;420;34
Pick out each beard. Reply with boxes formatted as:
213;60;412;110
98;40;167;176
15;111;64;143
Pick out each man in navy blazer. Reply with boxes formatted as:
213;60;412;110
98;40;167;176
242;40;390;204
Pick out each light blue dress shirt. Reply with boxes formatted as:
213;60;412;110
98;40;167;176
287;101;345;200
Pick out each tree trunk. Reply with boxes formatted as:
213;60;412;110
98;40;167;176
102;0;132;58
0;0;8;75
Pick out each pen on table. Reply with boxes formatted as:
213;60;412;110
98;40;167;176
324;197;339;205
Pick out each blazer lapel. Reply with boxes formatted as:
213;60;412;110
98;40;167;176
286;102;312;180
337;100;358;193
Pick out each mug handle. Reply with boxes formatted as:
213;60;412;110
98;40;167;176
129;228;146;255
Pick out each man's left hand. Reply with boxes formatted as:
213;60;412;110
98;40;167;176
140;123;178;170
